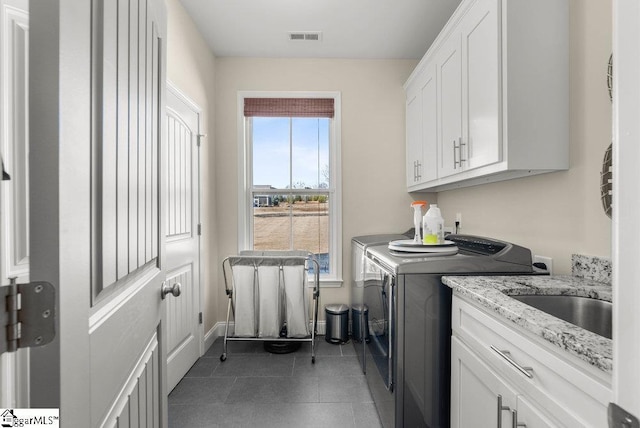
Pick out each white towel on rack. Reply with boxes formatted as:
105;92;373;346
232;265;256;337
283;264;309;337
257;265;281;337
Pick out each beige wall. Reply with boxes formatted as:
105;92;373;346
214;58;425;319
172;0;611;328
436;0;612;274
166;0;218;332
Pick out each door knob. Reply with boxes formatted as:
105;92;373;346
161;281;181;299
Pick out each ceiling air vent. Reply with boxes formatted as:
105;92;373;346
288;32;323;42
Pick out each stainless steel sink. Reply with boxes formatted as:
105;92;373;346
510;295;612;339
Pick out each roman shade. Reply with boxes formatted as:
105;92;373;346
244;98;334;118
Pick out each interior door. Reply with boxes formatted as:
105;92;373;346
0;0;28;408
28;1;169;426
165;84;202;392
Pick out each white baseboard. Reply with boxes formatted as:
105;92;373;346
203;321;328;354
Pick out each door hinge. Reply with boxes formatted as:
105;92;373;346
0;278;55;355
197;224;202;236
196;134;206;147
198;312;203;324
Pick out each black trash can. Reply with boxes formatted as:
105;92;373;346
325;303;349;344
351;304;370;343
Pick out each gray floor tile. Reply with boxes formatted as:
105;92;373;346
319;375;373;403
297;337;344;356
206;339;265;357
353;402;383;428
225;376;319;404
341;341;359;356
293;355;363;377
184;357;219;377
168;336;382;426
248;402;355;428
168;377;236;405
213;354;294;377
168;403;253;428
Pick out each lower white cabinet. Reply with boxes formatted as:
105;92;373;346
452;336;560;427
450;295;612;428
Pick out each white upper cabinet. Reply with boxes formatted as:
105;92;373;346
406;64;438;186
461;0;500;170
405;0;569;192
436;33;462;178
406;82;422;186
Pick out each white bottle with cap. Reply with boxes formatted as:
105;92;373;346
422;204;444;244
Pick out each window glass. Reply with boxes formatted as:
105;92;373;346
291;118;330;189
250;117;331;275
252;117;290;188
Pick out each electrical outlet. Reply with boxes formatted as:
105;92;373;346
455;213;462;233
533;255;553;275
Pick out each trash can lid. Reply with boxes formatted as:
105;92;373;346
351;303;369;313
325;303;349;314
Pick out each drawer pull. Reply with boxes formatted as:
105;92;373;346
497;394;510;428
490;345;534;379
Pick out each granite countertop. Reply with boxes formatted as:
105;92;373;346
442;273;613;374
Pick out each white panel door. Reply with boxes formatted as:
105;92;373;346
0;0;28;408
165;84;201;392
461;0;501;170
29;0;169;426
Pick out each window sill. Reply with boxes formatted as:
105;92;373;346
309;278;343;288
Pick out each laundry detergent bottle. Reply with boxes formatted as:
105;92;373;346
423;204;444;244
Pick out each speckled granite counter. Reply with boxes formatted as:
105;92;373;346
442;273;613;374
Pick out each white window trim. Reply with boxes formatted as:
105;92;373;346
236;91;343;287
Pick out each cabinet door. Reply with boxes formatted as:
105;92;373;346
516;395;562;428
461;0;501;169
437;34;462;178
451;336;517;428
420;66;438;183
406;85;422;186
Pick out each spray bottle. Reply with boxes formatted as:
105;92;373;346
423;204;444;244
411;201;427;244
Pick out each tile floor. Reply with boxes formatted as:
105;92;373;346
168;337;383;428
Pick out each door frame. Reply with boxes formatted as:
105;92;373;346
166;79;204;357
612;0;640;416
0;0;29;408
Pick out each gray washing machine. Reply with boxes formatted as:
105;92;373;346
351;234;409;373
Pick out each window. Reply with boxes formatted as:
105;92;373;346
238;92;342;286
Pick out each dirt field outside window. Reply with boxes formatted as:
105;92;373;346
253;201;329;255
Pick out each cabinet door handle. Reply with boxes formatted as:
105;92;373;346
417;160;421;180
453;140;458;169
497;394;510;428
491;345;534;379
459;139;466;164
511;409;526;428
